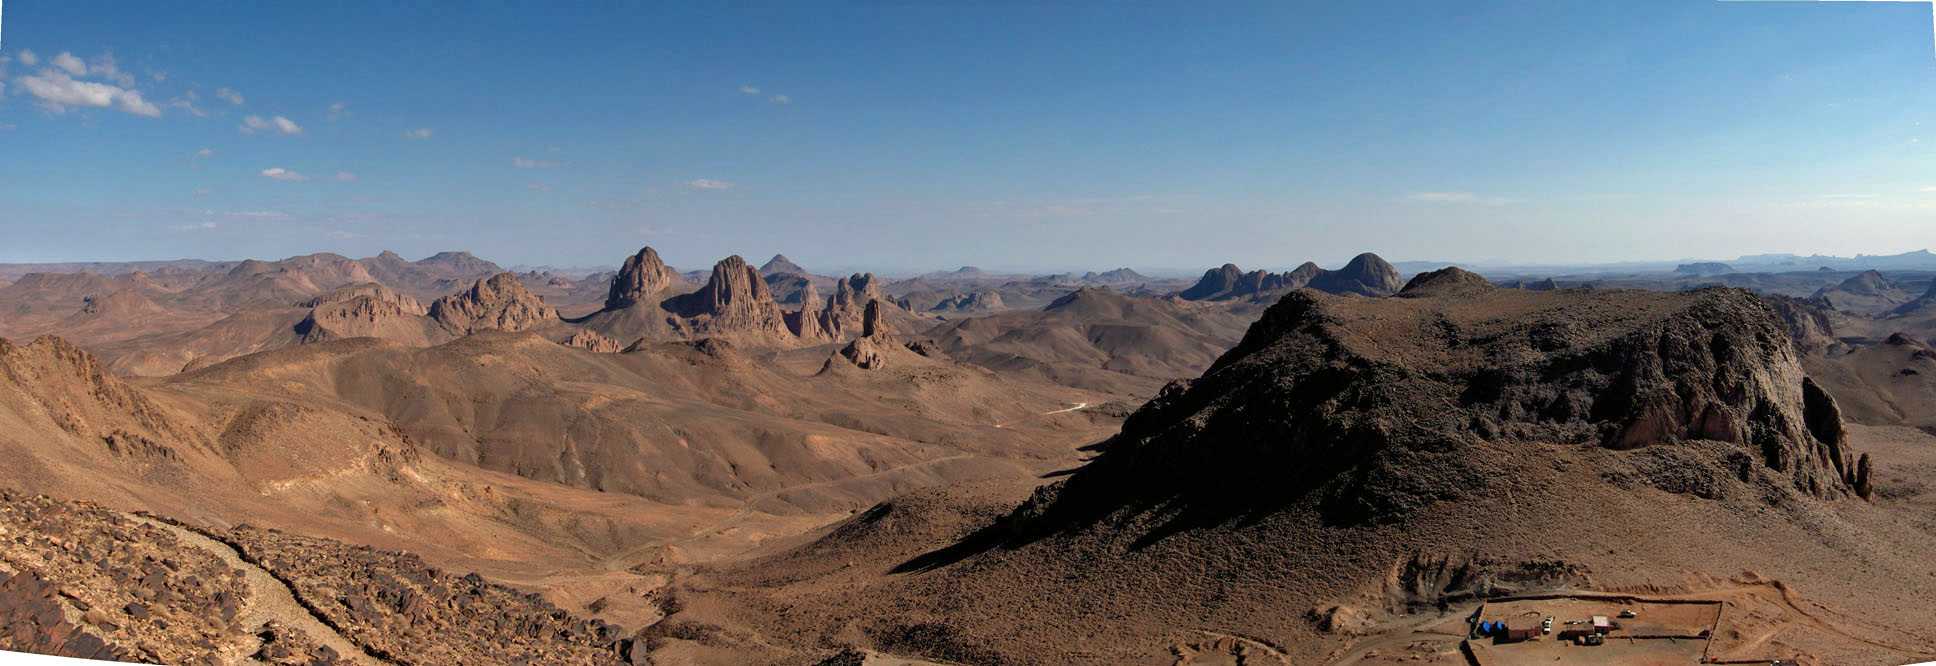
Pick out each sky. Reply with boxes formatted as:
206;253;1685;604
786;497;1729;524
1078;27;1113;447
2;1;1935;273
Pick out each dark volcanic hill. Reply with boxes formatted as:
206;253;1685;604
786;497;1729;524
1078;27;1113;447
1178;253;1402;301
688;283;1936;665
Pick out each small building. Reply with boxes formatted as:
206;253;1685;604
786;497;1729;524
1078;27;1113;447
1500;615;1542;643
1592;615;1614;635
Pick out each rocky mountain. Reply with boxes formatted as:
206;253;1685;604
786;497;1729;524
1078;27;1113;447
662;255;792;339
1179;253;1401;301
427;273;560;335
1304;252;1405;296
928;290;1005;313
760;254;809;276
1396;265;1494;297
689;282;1936;665
786;281;833;342
927;287;1258;394
1812;270;1913;315
1675;261;1735;275
292;283;437;344
1888;279;1936;317
604;246;679;310
822;273;891;339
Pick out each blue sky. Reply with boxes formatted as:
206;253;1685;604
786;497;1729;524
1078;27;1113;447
1;1;1934;273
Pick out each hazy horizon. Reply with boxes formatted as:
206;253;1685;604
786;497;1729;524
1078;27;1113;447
4;1;1936;269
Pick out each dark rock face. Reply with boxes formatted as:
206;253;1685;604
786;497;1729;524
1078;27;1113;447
662;256;790;337
429;273;559;334
604;246;678;310
1008;287;1854;533
1306;252;1404;297
1397;266;1493;298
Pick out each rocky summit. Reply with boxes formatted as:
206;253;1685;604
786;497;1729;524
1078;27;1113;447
604;246;679;311
1020;285;1854;532
662;255;791;338
428;272;560;334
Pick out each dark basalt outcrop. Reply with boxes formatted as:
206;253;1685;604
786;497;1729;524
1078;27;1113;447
604;246;678;310
997;286;1855;534
428;273;559;334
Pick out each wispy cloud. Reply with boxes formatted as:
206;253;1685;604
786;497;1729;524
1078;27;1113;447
51;52;87;77
685;178;734;190
1403;191;1519;206
327;101;348;121
241;115;302;135
402;128;434;140
739;84;760;95
222;210;290;220
193;147;215;159
215;87;245;105
15;69;162;117
260;167;308;182
171;221;220;232
334;171;358;182
17;51;39;67
512;156;559;169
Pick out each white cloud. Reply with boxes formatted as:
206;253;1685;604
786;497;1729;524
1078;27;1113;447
241;115;302;135
512;156;559;169
327;101;348;120
171;222;220;232
334;171;358;182
15;69;161;117
215;87;245;105
769;94;791;105
685;178;733;190
194;147;215;159
51;52;87;77
1919;186;1936;193
402;128;433;140
1403;191;1518;206
87;54;135;87
17;50;38;67
260;167;309;182
739;84;760;95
